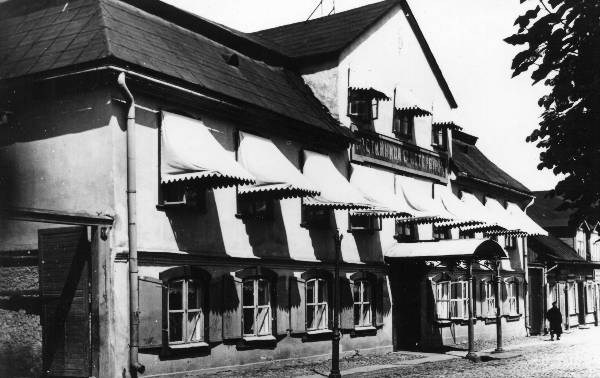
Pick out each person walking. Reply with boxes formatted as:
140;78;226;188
546;301;563;341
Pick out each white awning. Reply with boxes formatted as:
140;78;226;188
302;151;371;209
507;202;548;236
237;132;319;199
483;198;522;232
395;176;454;224
385;239;507;260
459;194;515;233
349;164;412;218
434;186;489;228
161;112;255;187
395;89;431;117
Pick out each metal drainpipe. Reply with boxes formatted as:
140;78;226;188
117;73;145;375
523;198;535;336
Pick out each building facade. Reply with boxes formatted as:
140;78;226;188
0;0;547;377
527;191;600;335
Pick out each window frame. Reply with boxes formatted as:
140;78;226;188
395;221;417;242
305;278;329;331
236;267;277;339
436;280;468;320
347;98;378;121
585;283;596;313
393;111;414;141
159;266;210;348
505;281;519;315
242;278;272;337
236;195;274;221
301;205;332;230
348;214;382;233
505;235;517;249
353;279;373;328
567;282;578;315
431;124;447;150
432;226;451;240
160;181;207;211
481;280;496;318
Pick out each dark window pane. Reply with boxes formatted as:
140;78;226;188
258;280;269;306
353;282;360;302
169;313;183;342
243;280;254;306
243;308;254;335
362;281;370;302
307;280;315;304
169;281;183;310
354;304;360;326
318;280;326;303
188;280;202;310
306;304;315;329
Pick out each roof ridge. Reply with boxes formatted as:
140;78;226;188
251;0;397;35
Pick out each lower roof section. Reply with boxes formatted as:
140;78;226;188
385;238;507;260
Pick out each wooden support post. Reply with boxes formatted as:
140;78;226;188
466;260;479;361
494;261;504;353
329;229;343;378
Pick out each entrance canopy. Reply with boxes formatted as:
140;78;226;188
161;112;255;187
384;239;507;260
237;132;320;199
302;151;372;209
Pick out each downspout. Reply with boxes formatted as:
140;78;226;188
117;73;145;375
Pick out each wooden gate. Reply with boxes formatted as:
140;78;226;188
39;227;91;377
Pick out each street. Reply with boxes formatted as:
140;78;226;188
350;327;600;378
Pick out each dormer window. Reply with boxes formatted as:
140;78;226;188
393;111;413;140
431;124;447;150
347;87;390;122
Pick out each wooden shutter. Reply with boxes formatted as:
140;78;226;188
209;276;223;343
138;276;164;348
375;277;385;327
276;276;290;335
39;227;91;377
289;276;306;334
501;281;509;316
340;278;354;330
426;279;436;321
222;275;242;340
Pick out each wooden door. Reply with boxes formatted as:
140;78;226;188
528;268;544;335
39;227;91;377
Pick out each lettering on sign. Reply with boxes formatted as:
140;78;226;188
352;132;446;180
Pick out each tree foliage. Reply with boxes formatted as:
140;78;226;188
506;0;600;221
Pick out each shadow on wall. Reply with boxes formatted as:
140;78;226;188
354;230;384;263
165;190;227;256
243;201;291;259
310;212;337;261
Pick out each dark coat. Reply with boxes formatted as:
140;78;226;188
547;307;563;333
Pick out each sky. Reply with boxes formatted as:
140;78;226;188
162;0;560;192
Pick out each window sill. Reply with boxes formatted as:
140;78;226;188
237;335;277;350
505;314;522;322
242;335;276;342
435;318;470;326
302;329;332;342
168;342;209;350
350;326;377;337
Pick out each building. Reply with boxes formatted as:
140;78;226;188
0;0;547;377
527;191;600;335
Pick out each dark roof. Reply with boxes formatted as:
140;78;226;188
0;0;348;138
452;134;531;195
529;235;586;264
527;190;578;229
252;0;457;109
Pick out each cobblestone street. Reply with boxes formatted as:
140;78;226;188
201;327;600;377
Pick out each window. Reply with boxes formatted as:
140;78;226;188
482;281;496;318
506;281;518;315
349;215;382;233
459;230;475;239
433;226;451;240
348;99;378;120
567;282;577;315
395;222;417;242
237;196;274;220
586;283;595;313
301;206;331;229
353;280;372;327
167;279;205;345
161;181;206;210
242;278;271;337
436;281;468;320
431;124;446;150
306;278;329;331
393;112;413;140
505;236;516;249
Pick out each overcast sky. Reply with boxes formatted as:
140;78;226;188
162;0;559;192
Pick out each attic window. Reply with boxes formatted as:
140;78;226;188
347;87;390;121
222;53;239;67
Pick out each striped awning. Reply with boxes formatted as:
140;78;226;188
160;112;255;187
395;176;454;224
461;196;522;235
434;186;489;228
507;202;547;236
237;132;319;199
302;151;372;209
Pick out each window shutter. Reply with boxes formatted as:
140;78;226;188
276;276;290;335
209;276;223;343
501;281;509;316
289;277;306;334
340;278;354;330
375;277;385;327
222;275;242;340
138;276;164;349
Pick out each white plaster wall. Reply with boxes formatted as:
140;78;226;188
337;5;454;146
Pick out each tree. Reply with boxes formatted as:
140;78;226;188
506;0;600;221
